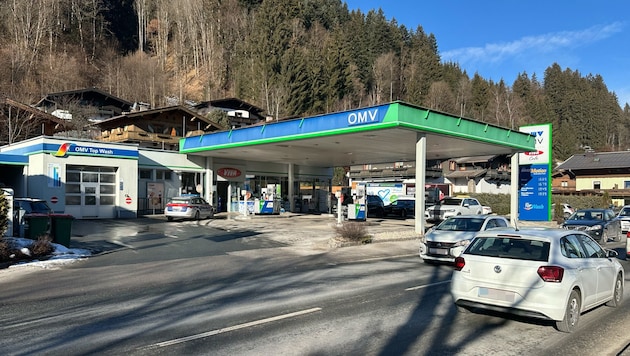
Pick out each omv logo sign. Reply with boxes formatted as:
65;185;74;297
52;143;73;157
525;130;545;156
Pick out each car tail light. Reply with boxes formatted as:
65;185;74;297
537;266;564;282
454;256;465;271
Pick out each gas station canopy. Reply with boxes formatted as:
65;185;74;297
180;101;536;167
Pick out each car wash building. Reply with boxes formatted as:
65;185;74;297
0;136;139;219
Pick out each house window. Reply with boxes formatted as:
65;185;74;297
625;181;630;189
593;181;601;189
156;170;172;180
140;169;152;179
561;181;568;188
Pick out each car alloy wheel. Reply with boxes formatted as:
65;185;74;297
556;290;580;333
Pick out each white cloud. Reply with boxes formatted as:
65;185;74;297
442;22;625;65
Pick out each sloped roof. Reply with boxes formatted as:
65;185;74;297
445;169;488;179
192;97;264;114
96;105;223;132
452;155;496;163
556;151;630;170
34;87;133;111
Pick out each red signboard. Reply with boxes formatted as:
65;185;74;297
50;196;58;204
217;167;242;179
125;196;132;204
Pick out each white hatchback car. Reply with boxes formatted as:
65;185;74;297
419;215;509;263
451;228;624;333
164;195;214;221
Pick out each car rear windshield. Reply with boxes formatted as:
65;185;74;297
31;201;52;213
465;237;550;262
169;198;191;204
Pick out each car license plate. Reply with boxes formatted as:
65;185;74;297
478;287;515;302
429;248;449;255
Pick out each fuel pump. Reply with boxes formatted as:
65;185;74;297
347;184;366;220
255;184;281;214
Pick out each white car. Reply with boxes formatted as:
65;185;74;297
164;195;214;221
451;228;624;333
419;215;509;263
617;205;630;233
425;197;483;222
552;203;575;219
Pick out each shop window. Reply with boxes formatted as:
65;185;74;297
65;184;81;193
156;170;171;180
66;196;81;205
100;173;115;183
100;196;115;205
67;172;81;183
100;185;115;194
83;172;98;182
140;169;152;179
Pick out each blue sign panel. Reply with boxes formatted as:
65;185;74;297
518;164;550;220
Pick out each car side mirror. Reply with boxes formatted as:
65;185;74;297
606;249;618;258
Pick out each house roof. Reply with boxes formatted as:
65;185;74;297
445;169;488;179
556;151;630;170
452;155;497;164
96;105;223;132
34;87;133;111
192;97;264;114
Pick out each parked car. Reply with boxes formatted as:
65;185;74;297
384;198;415;218
419;215;509;263
13;198;53;215
425;197;483;222
451;228;624;333
12;198;54;236
366;194;385;217
164;195;214;221
561;208;621;245
552;203;575;219
617;205;630;233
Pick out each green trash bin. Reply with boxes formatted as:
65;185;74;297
50;214;74;247
24;213;50;239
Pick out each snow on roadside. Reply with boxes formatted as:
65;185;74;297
3;237;92;270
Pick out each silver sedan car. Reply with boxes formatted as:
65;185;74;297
164;195;214;221
451;228;624;333
419;215;510;263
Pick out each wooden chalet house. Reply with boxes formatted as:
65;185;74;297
191;98;267;129
34;87;133;122
555;150;630;206
95;105;223;151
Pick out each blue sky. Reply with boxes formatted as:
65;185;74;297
344;1;630;106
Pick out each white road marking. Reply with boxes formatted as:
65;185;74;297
405;280;451;291
144;307;323;349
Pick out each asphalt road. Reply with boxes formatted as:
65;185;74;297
1;216;629;355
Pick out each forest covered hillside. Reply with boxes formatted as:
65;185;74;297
0;0;628;161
